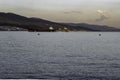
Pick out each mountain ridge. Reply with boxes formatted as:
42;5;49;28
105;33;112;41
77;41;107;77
63;23;120;31
0;12;120;31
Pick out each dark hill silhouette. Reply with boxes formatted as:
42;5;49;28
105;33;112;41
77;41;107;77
63;23;120;31
0;12;120;31
0;12;72;31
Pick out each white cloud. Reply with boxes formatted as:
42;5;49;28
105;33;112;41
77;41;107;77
96;10;110;22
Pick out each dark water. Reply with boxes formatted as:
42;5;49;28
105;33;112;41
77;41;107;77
0;32;120;80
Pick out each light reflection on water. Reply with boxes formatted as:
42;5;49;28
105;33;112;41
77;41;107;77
0;32;120;80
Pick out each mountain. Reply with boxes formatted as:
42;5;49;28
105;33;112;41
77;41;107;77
0;12;120;31
0;12;73;31
63;23;120;31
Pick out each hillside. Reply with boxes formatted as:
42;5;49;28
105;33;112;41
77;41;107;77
63;23;120;31
0;12;120;32
0;12;72;31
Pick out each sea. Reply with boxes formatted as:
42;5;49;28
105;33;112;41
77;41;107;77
0;32;120;80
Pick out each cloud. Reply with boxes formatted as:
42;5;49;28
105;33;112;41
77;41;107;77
64;10;82;14
96;10;110;22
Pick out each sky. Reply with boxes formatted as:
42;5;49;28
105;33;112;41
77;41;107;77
0;0;120;28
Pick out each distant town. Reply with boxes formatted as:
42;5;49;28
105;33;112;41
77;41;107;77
0;26;27;31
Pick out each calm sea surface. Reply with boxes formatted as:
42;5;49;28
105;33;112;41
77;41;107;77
0;32;120;80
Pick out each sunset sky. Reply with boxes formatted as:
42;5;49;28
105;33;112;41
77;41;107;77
0;0;120;28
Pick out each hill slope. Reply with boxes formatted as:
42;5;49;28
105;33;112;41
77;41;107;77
0;12;72;31
0;12;120;31
63;23;120;31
